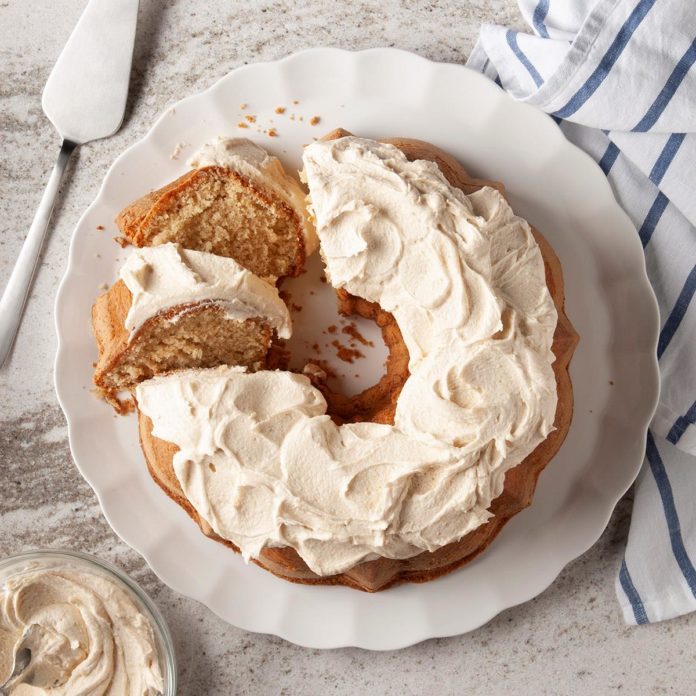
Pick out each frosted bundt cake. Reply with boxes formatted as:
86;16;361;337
116;138;317;279
92;243;291;412
133;133;578;591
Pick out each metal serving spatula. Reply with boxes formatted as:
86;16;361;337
0;0;139;366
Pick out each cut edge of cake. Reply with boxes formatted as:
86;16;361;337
115;164;309;280
92;280;275;413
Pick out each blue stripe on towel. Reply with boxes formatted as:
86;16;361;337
646;432;696;596
649;133;686;185
506;30;544;87
657;264;696;358
598;142;620;174
633;38;696;132
532;0;550;38
667;399;696;446
638;191;669;248
619;559;649;624
552;0;658;118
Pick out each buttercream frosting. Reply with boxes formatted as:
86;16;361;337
136;136;558;576
119;242;291;339
189;137;318;256
0;566;163;695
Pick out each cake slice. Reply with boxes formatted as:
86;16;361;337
116;138;317;279
92;243;291;412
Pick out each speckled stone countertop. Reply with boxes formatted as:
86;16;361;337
1;1;693;694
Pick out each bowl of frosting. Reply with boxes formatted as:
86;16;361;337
0;549;176;695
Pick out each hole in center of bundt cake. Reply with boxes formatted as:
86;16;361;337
274;253;410;425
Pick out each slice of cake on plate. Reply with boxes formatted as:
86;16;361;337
116;137;317;279
92;242;291;412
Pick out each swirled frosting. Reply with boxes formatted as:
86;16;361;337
189;137;318;255
0;567;163;695
120;242;291;339
136;136;558;576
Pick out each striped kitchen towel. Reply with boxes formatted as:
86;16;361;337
467;0;696;624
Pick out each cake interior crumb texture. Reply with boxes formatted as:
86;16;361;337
94;289;271;404
120;167;303;279
107;311;269;388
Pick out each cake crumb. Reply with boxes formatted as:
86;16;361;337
275;106;286;114
267;128;278;137
331;340;365;364
342;324;374;347
237;121;249;129
240;103;247;110
609;380;615;385
209;462;217;472
303;363;327;381
245;114;256;123
170;142;188;160
298;116;304;122
290;302;302;312
114;236;130;248
327;325;337;334
98;282;108;291
292;99;299;105
310;115;320;126
96;225;105;231
313;359;337;380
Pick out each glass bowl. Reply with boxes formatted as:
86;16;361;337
0;548;176;694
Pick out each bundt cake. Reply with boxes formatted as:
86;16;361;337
92;243;290;412
115;138;317;279
131;133;578;591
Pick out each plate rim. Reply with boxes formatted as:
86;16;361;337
53;47;660;650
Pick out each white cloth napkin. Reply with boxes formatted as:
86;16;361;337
467;0;696;624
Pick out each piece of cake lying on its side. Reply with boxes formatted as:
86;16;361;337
115;138;317;280
92;243;291;413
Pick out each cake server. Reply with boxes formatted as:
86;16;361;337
0;0;139;366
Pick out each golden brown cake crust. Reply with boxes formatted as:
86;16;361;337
92;280;138;413
137;132;579;592
312;290;410;426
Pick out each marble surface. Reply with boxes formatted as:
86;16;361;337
1;1;693;694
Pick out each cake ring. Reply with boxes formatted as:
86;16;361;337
111;131;578;591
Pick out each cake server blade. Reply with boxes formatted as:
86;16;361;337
0;0;140;366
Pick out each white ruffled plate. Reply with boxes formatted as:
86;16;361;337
54;48;659;650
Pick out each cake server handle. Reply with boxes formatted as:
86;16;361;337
0;139;77;367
